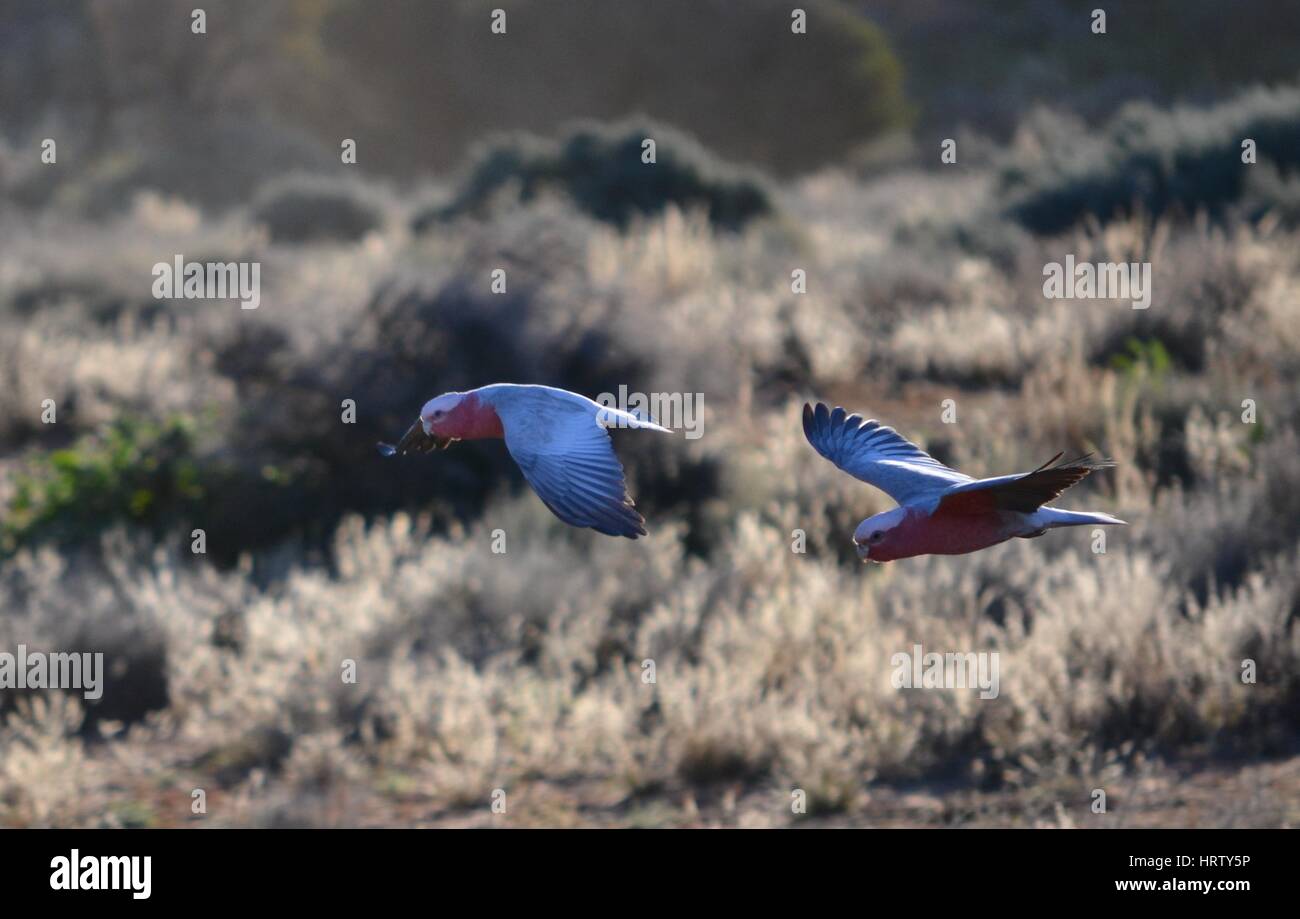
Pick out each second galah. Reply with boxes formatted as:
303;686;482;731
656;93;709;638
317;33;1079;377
380;384;670;538
802;402;1126;562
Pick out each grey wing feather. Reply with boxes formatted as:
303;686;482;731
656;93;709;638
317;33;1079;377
802;402;971;507
497;391;648;538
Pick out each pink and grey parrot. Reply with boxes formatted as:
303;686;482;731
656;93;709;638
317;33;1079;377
380;384;670;538
802;402;1126;562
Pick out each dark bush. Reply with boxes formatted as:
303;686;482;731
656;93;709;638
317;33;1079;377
417;121;774;231
188;275;659;556
251;174;384;244
325;0;909;177
1003;87;1300;234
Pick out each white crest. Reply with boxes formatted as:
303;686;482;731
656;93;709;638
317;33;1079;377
421;392;465;427
854;507;908;543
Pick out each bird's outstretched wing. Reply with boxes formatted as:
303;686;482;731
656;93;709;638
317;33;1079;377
933;453;1115;515
802;402;971;507
496;390;649;538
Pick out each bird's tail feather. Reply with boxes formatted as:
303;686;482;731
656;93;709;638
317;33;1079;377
1038;507;1128;528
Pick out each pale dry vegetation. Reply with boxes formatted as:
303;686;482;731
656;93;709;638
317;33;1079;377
2;89;1300;827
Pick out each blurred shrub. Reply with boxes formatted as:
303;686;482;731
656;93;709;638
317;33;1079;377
1;1;343;215
1003;87;1300;234
878;0;1300;144
4;0;909;205
417;121;773;231
251;174;384;243
1105;337;1172;379
1;416;203;556
201;273;705;551
325;0;909;176
4;112;338;217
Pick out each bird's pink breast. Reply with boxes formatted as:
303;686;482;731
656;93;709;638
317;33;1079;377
881;509;1018;559
448;394;505;440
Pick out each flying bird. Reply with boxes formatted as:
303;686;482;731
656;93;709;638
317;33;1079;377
802;402;1126;562
380;384;670;538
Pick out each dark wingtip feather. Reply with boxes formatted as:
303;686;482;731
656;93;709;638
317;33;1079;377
1060;453;1118;471
814;402;832;442
1031;451;1065;473
804;401;834;447
1039;451;1118;473
613;498;648;539
611;516;646;539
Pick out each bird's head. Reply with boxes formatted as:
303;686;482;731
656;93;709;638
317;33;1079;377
386;392;463;455
853;507;909;563
420;392;466;440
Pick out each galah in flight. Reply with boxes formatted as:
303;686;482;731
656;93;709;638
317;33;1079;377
380;384;670;538
802;402;1126;562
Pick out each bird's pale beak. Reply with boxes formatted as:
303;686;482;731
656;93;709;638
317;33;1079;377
854;540;878;563
378;419;452;456
397;419;431;453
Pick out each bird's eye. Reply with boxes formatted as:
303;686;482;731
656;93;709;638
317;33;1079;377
433;410;444;419
869;531;884;543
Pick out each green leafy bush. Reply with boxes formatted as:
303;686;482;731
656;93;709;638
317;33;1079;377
2;416;204;556
1107;336;1172;379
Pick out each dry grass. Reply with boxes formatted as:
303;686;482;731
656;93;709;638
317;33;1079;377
2;105;1299;827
